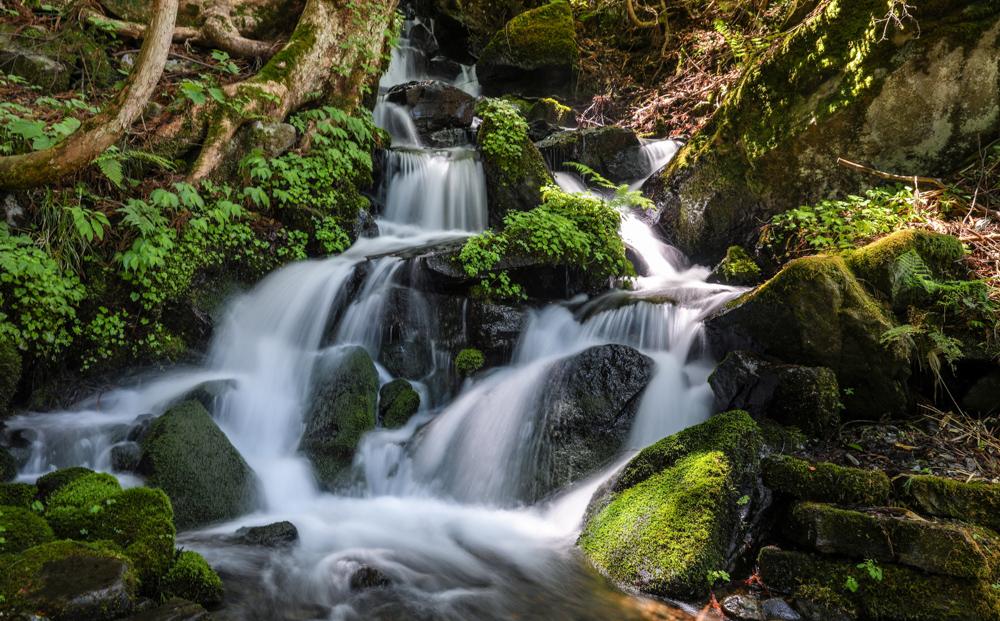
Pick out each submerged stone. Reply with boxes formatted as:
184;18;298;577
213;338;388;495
234;520;299;547
579;411;764;598
378;378;421;429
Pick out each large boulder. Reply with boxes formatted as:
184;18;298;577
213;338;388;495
648;3;1000;263
299;346;379;487
385;80;477;138
531;344;655;499
476;1;578;98
578;411;765;598
476;98;553;225
424;0;546;53
0;540;138;619
138;401;259;529
706;255;911;419
536;127;645;183
709;351;840;437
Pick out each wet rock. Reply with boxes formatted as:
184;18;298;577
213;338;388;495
349;565;391;590
467;301;525;365
126;414;157;442
895;474;1000;532
762;455;892;507
709;351;840;437
476;2;577;97
235;520;299;547
758;545;1000;621
300;347;378;487
762;597;802;621
536;127;645;183
386;80;477;137
0;540;137;619
786;501;999;579
379;379;421;429
427;127;474;148
534;345;655;499
723;594;766;621
111;441;142;472
138;400;259;528
122;597;210;621
705;255;910;419
650;8;1000;263
709;245;762;287
579;411;765;598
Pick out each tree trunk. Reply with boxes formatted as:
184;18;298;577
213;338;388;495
184;0;399;180
0;0;178;190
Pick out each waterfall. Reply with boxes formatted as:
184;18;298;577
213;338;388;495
4;15;742;620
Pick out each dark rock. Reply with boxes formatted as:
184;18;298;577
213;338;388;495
385;80;477;137
705;255;910;419
300;347;378;487
467;301;525;366
122;597;210;621
895;474;1000;532
536;127;645;183
762;598;802;621
762;455;892;507
138;400;259;529
476;2;578;97
0;445;15;481
427;127;474;147
0;336;21;418
235;520;299;547
349;565;391;591
961;368;1000;415
533;345;655;499
407;21;439;57
126;414;157;442
723;594;766;621
709;351;840;437
379;379;421;429
111;441;142;472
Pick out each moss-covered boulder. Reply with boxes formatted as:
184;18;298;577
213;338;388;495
896;474;1000;532
578;411;764;598
648;3;1000;263
536;127;645;183
758;546;1000;621
709;350;840;437
428;0;545;53
0;540;138;619
0;336;21;418
138;400;258;529
476;98;553;226
35;466;95;501
710;245;762;287
300;346;379;487
0;482;37;507
787;502;999;579
162;550;223;608
0;505;54;554
706;255;910;418
0;447;16;482
762;454;892;507
378;379;421;429
476;1;578;97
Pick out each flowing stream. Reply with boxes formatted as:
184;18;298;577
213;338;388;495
6;16;742;621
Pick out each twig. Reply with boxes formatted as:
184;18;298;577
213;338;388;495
837;157;946;189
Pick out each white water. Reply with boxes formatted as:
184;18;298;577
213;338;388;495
5;18;740;621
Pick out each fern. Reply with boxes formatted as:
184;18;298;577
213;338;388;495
890;249;938;299
94;146;177;189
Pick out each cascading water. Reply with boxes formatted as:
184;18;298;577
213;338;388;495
5;13;744;621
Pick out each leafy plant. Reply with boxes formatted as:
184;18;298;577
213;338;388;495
706;569;730;588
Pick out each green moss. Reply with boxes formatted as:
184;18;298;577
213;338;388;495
0;482;37;508
0;337;21;418
579;411;763;598
0;505;54;554
0;448;15;482
454;348;486;377
716;245;762;286
378;378;420;429
897;474;1000;532
35;467;94;501
759;546;1000;621
846;229;967;298
162;550;223;607
45;472;121;511
762;454;891;506
479;1;577;70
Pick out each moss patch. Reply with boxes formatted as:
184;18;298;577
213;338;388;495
714;245;762;286
0;482;37;508
896;474;1000;532
0;505;54;554
378;378;420;429
162;550;223;607
479;1;577;71
762;454;891;506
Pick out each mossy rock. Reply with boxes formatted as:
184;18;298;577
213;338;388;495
711;245;763;287
454;347;485;377
0;540;138;619
45;471;122;511
578;411;764;598
300;347;379;488
762;454;892;506
378;379;421;429
476;98;553;226
36;466;95;502
535;127;645;183
430;0;545;52
650;3;1000;263
896;474;1000;532
139;401;259;529
0;447;15;482
0;482;38;508
162;550;223;608
477;1;578;97
758;545;1000;621
706;255;910;418
0;505;54;554
0;336;21;418
786;501;999;579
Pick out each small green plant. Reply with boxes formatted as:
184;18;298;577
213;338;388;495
844;575;860;593
476;99;530;174
858;558;884;582
455;348;486;377
736;494;750;506
706;569;731;589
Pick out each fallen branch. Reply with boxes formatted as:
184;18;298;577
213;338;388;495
837;157;946;189
0;0;178;190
